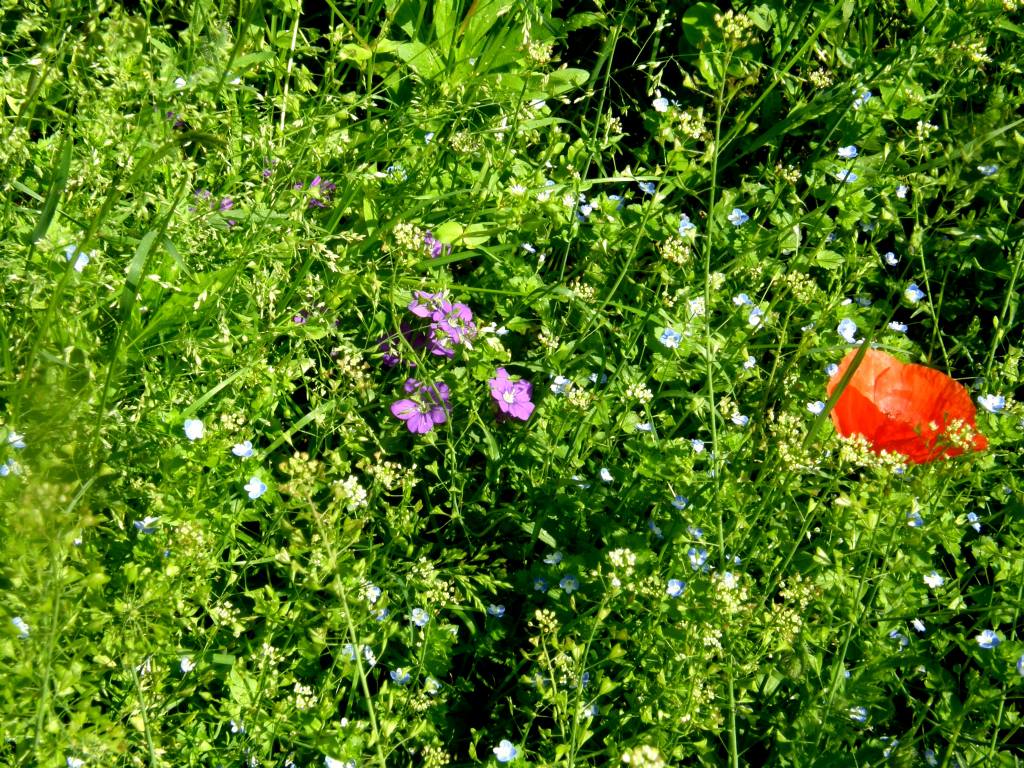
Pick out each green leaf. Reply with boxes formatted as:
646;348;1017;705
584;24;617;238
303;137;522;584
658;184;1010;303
29;135;72;244
682;2;722;47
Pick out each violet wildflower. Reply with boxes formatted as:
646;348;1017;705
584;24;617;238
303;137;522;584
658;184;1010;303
489;368;535;421
408;291;446;319
430;300;476;354
423;231;451;259
390;379;451;434
219;197;233;212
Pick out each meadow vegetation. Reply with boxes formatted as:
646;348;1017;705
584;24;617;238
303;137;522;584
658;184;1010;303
2;0;1023;765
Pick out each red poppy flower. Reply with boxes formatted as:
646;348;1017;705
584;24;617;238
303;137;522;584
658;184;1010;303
826;348;988;464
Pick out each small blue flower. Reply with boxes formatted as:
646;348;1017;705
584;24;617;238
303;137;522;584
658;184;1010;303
1017;654;1024;677
907;511;924;528
966;511;981;533
183;419;204;440
410;607;430;627
889;630;909;649
231;440;254;457
493;739;518;763
883;251;899;266
672;494;689;510
134;516;160;534
7;431;26;449
852;90;872;109
638;181;656;195
0;458;19;477
424;132;434;143
977;164;998;176
599;468;613;483
911;619;926;633
837;318;859;344
687;547;709;572
849;705;868;723
687;525;704;539
837;145;858;159
533;577;549;592
544;551;563;566
727;208;749;226
924;571;945;589
390;668;411;685
678;214;696;236
659;328;682;349
487;604;506;618
888;321;908;333
652;97;670;112
666;579;686;598
374;608;390;622
12;616;29;639
64;244;90;272
976;629;1001;649
834;169;858;183
425;677;442;694
743;355;757;370
977;394;1005;414
733;293;753;306
364;584;382;604
896;185;909;199
244;477;267;499
807;401;826;415
731;412;749;427
748;307;764;326
826;363;840;377
904;283;926;303
690;439;705;453
648;519;663;538
559;575;580;594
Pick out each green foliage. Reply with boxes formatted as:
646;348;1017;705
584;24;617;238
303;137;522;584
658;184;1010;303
2;0;1023;766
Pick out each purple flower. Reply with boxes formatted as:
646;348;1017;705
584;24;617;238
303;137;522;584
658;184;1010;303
391;379;451;434
408;291;446;319
219;197;234;212
423;231;452;259
293;312;308;325
489;368;535;421
431;301;476;348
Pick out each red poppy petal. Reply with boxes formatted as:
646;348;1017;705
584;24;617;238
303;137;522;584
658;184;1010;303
825;347;986;463
827;348;898;402
830;379;890;443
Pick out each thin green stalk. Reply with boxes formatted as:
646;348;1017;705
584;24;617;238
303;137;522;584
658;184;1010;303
704;46;739;768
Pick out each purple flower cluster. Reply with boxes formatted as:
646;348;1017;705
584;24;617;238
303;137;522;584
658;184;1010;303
306;176;336;208
407;291;477;359
386;292;535;434
489;368;534;421
390;379;451;434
